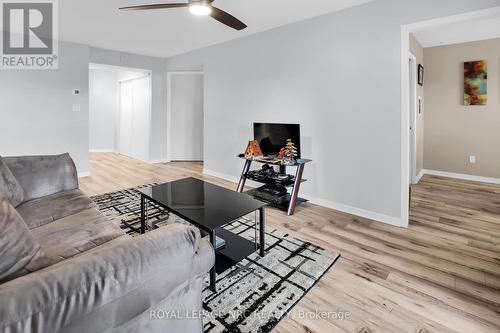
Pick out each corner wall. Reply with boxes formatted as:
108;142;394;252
165;0;499;226
423;37;500;179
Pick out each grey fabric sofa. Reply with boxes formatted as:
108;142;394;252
0;154;214;333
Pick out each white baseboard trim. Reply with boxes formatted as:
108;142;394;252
202;168;404;227
301;194;403;227
78;171;90;178
422;169;500;184
89;149;115;153
415;170;425;184
203;169;242;185
149;159;169;164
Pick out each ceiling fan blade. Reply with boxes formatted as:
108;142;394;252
120;3;188;10
209;6;247;30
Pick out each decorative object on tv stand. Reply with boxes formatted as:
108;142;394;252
279;139;298;165
244;140;263;158
464;60;487;106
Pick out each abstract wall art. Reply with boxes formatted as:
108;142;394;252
464;60;487;106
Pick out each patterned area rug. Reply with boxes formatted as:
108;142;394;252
91;184;340;333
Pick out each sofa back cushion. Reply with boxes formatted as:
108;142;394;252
3;153;78;202
0;200;48;283
0;157;24;207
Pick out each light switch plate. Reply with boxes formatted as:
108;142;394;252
72;104;81;112
468;155;476;164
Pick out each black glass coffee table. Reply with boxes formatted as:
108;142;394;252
138;177;267;292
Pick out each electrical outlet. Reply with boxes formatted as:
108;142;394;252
468;155;476;164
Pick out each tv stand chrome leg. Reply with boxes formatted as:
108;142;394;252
237;160;252;193
288;164;304;216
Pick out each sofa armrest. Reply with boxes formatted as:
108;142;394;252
3;153;79;201
0;224;214;333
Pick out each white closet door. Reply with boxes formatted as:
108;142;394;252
118;76;151;161
170;74;204;161
131;77;151;161
119;81;133;157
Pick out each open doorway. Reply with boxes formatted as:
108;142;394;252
401;6;500;225
89;63;152;162
167;72;204;162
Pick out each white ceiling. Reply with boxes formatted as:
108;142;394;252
60;0;373;58
413;15;500;48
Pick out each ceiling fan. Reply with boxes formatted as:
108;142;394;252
120;0;247;31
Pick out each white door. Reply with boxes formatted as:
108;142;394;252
119;76;151;161
169;73;204;161
130;77;151;161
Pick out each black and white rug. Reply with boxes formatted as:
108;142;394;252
91;184;340;333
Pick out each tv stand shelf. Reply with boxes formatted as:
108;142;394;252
242;173;307;188
245;189;308;213
236;156;312;216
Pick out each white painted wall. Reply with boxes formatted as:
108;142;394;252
0;41;90;175
89;68;119;152
165;0;499;226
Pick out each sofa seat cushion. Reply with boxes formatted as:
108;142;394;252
31;208;126;266
16;189;97;229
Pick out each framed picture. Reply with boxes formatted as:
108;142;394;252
418;64;424;86
464;60;487;106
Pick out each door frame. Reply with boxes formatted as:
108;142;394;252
166;71;204;162
408;53;418;185
117;73;153;162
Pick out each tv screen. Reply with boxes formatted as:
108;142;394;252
254;123;301;159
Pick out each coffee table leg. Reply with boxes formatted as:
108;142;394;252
259;207;266;257
140;194;146;234
209;231;217;292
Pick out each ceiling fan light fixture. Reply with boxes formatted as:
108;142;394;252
120;0;247;30
188;2;212;16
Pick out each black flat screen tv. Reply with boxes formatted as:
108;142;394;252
254;123;301;159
